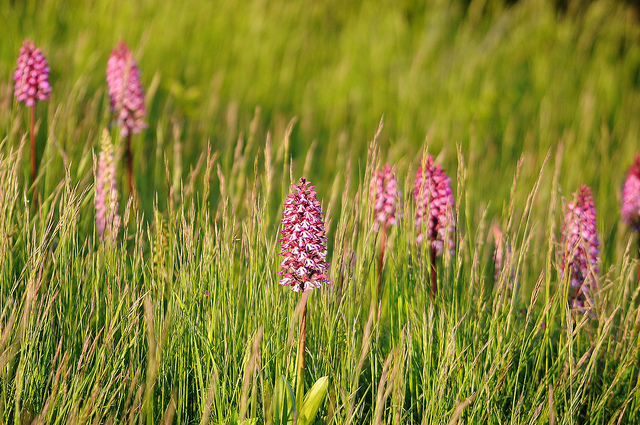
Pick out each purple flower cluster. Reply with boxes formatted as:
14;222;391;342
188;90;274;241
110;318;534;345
95;130;120;239
278;178;330;292
13;39;52;107
371;164;399;229
106;41;147;138
622;154;640;232
560;185;599;310
413;155;455;256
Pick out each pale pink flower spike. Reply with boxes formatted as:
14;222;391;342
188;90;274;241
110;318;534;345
278;178;331;292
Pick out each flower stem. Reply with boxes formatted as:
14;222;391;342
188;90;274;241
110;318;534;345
636;233;640;284
430;245;437;300
29;105;39;210
377;225;387;299
125;133;133;197
295;293;308;423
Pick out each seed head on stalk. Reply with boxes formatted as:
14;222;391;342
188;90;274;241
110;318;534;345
560;185;600;311
492;224;517;289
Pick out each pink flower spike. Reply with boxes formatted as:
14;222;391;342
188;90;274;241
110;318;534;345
370;164;400;229
279;178;331;292
106;41;147;138
622;154;640;232
413;154;455;257
95;130;121;240
560;185;600;311
13;39;52;107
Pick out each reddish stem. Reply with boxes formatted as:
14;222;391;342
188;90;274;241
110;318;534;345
377;224;387;298
427;214;441;300
295;294;308;423
637;235;640;285
125;133;134;196
430;246;437;300
30;105;39;210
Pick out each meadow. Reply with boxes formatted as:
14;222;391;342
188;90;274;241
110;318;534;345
2;0;640;423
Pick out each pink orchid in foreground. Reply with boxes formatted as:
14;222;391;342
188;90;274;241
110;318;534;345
278;178;330;292
277;177;330;418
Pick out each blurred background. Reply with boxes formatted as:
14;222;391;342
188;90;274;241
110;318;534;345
1;0;640;247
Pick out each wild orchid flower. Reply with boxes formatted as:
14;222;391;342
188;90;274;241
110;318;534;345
278;177;330;419
14;40;52;107
560;185;599;312
621;154;640;283
13;39;52;208
371;164;399;297
278;178;330;292
106;41;147;138
413;154;455;298
621;155;640;232
106;41;146;195
95;130;120;240
371;164;399;230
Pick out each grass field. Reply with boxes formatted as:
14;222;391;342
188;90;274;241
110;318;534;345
2;0;640;423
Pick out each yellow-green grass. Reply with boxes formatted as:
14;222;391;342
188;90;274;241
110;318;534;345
1;0;640;423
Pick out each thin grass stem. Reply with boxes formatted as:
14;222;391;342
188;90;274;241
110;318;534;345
125;133;133;197
430;246;437;300
377;225;387;299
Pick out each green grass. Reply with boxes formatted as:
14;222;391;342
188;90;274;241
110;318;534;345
2;0;640;423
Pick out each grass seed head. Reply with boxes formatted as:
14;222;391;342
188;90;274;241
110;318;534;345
492;224;516;288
